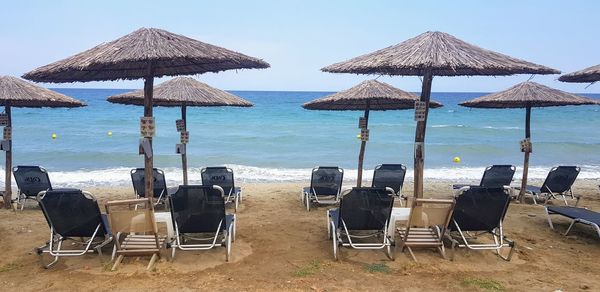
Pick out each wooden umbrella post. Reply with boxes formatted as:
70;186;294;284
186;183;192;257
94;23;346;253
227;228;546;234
356;101;370;187
3;104;11;209
518;105;532;202
181;105;188;185
414;71;433;199
143;71;154;199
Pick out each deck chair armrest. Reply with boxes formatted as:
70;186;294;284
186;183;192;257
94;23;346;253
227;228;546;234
234;187;241;194
106;198;150;206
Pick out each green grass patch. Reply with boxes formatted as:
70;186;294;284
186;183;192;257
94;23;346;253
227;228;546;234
0;263;22;273
364;263;390;274
292;260;321;277
462;278;504;291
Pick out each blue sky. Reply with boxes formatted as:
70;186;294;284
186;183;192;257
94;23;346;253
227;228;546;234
1;0;599;92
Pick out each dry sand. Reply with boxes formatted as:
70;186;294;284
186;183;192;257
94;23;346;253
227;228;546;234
0;180;599;291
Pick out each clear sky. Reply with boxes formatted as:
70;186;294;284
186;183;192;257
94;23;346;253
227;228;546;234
1;0;599;92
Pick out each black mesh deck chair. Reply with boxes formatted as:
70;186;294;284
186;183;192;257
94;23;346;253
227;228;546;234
448;187;516;261
302;166;344;211
452;165;516;195
105;198;166;271
13;165;52;210
518;166;580;205
169;185;236;261
397;198;455;262
130;168;173;206
372;164;407;204
35;189;113;268
326;187;395;260
201;167;242;212
544;194;600;240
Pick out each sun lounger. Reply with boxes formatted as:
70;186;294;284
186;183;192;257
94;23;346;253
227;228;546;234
130;168;174;206
372;164;407;205
452;165;515;195
302;166;344;211
518;166;580;205
545;205;600;239
169;185;236;261
397;198;455;261
447;186;516;261
35;189;113;268
201;167;242;212
327;187;395;260
13;165;52;210
105;198;166;271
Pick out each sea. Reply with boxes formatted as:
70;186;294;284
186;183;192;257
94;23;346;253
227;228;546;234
3;89;600;187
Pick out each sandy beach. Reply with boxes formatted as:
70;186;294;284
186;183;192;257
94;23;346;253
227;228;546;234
0;179;598;291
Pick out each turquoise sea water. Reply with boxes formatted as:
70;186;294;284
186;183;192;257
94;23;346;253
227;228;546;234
2;89;600;186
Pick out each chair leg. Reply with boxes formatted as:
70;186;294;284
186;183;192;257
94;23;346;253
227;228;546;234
544;208;555;230
147;253;158;270
406;246;417;262
564;220;577;236
111;254;124;271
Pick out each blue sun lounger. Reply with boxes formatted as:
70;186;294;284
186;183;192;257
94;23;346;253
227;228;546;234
545;205;600;239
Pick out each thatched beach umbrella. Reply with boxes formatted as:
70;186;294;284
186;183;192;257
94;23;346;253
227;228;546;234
303;79;442;187
559;64;600;83
0;76;85;207
322;31;559;198
108;76;253;184
460;81;598;201
23;27;269;198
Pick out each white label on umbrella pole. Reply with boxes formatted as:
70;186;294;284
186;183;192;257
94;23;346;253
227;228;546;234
358;117;367;129
140;117;155;137
176;119;185;132
176;143;185;154
0;140;9;151
0;113;8;126
3;127;11;140
414;101;427;122
139;138;153;158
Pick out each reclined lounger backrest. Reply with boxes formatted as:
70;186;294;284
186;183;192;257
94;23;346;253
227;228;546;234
201;167;235;196
310;167;344;196
38;189;106;237
130;168;168;198
170;185;226;233
372;164;406;194
13;165;52;197
541;166;580;194
480;165;516;188
338;187;394;231
450;187;511;232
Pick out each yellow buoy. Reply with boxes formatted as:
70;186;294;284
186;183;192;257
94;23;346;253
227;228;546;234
51;133;57;139
356;134;361;139
453;156;461;163
107;131;113;136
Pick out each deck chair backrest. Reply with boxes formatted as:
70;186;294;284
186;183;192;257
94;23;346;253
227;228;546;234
450;187;511;232
38;189;104;237
310;167;344;196
541;166;580;194
13;165;52;197
480;165;516;188
130;168;167;198
105;199;157;235
170;185;226;233
372;164;406;194
201;167;235;195
338;187;394;230
408;198;455;229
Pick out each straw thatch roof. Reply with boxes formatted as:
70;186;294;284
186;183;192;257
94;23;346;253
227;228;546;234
303;79;442;110
23;28;270;83
107;77;252;107
322;31;559;76
459;81;599;108
0;76;85;108
559;64;600;83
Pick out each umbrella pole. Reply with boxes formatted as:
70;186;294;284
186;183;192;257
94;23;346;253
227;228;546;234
357;103;370;187
3;104;11;209
518;106;532;202
181;105;188;185
143;74;154;199
414;71;433;199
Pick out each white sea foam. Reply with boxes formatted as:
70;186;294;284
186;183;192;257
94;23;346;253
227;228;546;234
2;164;599;188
